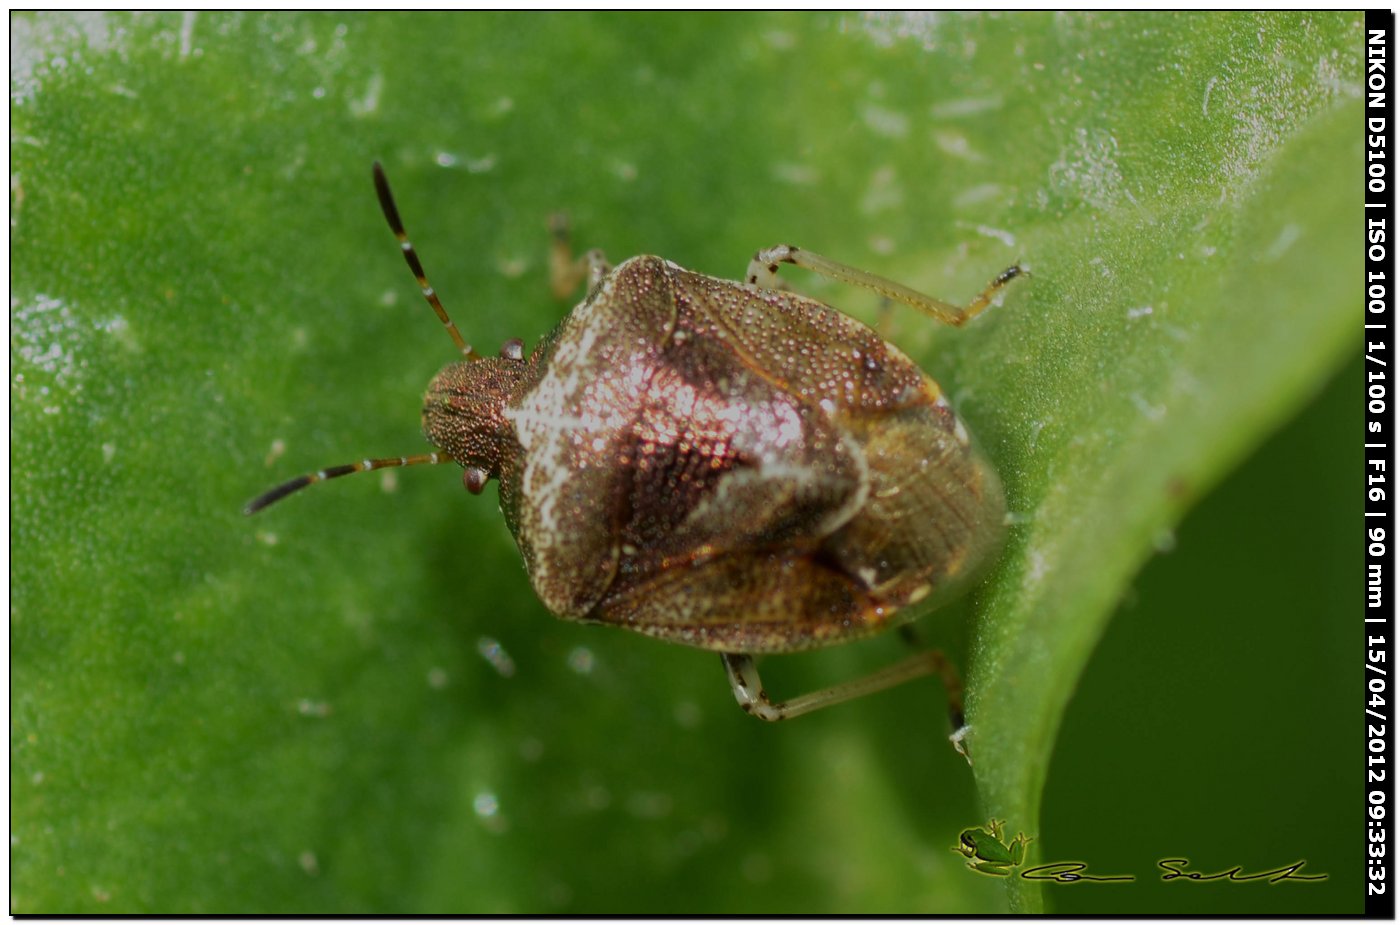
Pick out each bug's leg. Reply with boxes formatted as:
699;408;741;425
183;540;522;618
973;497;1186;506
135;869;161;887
549;213;612;299
746;244;1024;328
898;624;967;733
720;650;955;723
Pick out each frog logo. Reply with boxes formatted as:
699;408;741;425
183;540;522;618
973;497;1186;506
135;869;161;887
954;819;1033;877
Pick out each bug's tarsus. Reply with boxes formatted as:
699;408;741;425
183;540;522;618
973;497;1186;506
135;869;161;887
244;451;447;515
372;161;475;359
720;647;961;724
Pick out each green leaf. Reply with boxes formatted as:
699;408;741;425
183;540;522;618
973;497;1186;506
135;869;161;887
12;12;1359;913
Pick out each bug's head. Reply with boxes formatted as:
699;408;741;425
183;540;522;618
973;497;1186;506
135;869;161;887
243;163;532;516
422;339;529;494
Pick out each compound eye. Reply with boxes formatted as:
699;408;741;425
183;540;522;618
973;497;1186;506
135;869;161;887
462;466;489;495
499;338;524;361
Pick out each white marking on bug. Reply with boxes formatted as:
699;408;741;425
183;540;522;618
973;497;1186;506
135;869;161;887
952;417;970;446
508;291;625;593
316;470;328;480
908;584;932;604
833;431;872;528
476;636;516;678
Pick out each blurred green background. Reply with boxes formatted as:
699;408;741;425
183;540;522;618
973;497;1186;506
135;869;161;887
11;12;1360;913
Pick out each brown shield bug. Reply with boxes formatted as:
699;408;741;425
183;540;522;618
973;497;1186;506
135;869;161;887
248;163;1022;734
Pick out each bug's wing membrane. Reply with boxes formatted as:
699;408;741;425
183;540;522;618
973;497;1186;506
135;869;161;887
824;406;1004;602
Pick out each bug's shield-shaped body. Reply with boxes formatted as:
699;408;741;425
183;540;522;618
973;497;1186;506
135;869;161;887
428;256;1003;654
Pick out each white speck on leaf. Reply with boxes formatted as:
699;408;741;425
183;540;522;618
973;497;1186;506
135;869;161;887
1263;223;1302;262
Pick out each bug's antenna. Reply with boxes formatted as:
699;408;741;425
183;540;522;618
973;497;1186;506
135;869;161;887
244;452;448;515
372;162;476;359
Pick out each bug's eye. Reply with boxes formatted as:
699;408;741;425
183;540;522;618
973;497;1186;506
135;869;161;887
499;338;524;361
463;466;489;494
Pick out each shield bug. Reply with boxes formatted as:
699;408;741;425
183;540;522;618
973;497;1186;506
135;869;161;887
248;163;1022;731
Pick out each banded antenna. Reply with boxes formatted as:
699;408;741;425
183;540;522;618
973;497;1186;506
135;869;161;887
372;161;476;359
245;163;470;515
245;453;446;515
